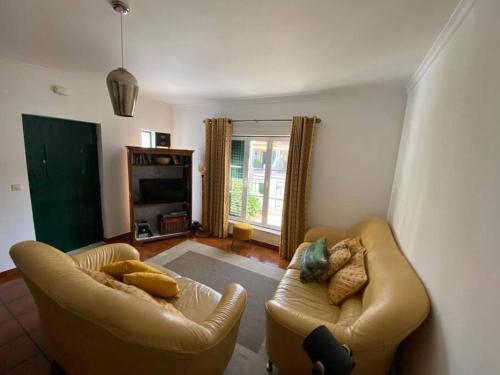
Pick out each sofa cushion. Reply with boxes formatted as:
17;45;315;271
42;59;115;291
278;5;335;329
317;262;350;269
328;249;368;305
319;241;352;281
300;238;329;282
123;272;180;298
288;242;311;270
319;237;364;281
344;237;364;255
100;259;162;279
274;269;340;322
79;267;183;316
289;238;363;273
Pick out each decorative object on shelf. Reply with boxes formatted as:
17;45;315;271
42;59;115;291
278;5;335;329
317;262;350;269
159;211;189;235
171;155;180;165
155;156;171;165
135;221;153;239
155;132;171;148
106;0;139;117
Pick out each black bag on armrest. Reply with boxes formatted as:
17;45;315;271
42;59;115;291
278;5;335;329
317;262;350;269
302;325;355;375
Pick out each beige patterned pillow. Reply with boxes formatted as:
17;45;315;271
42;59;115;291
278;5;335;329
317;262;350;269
319;237;364;281
346;237;364;255
319;247;351;281
328;249;368;305
325;237;363;257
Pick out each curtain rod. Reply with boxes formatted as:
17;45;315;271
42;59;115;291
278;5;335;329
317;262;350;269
230;118;321;124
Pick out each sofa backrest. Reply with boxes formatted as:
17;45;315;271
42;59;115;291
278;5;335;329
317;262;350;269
347;218;429;345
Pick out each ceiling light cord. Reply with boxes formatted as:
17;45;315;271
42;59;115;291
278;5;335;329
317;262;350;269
120;13;124;68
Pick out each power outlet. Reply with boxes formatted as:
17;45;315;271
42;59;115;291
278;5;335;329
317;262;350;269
11;184;22;192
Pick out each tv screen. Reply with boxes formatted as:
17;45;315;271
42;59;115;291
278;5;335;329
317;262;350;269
139;178;187;204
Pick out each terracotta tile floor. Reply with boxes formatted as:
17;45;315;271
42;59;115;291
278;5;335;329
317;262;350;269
0;235;287;374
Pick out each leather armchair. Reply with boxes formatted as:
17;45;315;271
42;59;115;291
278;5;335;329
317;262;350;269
10;241;247;375
265;218;429;375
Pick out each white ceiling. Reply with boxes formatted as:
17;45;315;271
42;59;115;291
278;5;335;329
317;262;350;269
0;0;459;103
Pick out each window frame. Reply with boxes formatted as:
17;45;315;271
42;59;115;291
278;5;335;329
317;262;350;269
229;135;290;231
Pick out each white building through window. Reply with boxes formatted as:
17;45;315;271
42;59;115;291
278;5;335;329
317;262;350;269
229;136;290;230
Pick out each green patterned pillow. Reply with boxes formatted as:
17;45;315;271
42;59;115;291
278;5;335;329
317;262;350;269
300;237;329;283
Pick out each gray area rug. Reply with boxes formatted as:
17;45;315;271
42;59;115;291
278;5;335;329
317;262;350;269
164;250;279;352
147;240;285;374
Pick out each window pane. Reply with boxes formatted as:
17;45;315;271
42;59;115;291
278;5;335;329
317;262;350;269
267;140;289;227
141;130;152;148
229;140;244;217
246;140;267;223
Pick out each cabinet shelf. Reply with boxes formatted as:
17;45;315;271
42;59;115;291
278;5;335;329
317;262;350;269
135;230;192;243
131;164;189;168
133;201;188;208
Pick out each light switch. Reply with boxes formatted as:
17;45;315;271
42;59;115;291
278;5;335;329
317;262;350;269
11;184;22;192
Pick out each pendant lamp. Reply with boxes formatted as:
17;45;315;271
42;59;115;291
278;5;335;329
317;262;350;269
106;0;138;117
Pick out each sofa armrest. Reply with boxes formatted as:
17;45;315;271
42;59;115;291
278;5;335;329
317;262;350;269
304;227;348;247
71;243;140;270
201;283;247;341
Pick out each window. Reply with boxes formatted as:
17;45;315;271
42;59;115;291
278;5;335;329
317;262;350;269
141;130;154;148
229;136;290;230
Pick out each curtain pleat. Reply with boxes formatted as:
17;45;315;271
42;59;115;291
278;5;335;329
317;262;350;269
202;118;232;238
279;116;317;260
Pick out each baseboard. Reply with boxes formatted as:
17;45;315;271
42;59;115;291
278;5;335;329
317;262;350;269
0;267;20;283
104;232;131;244
228;233;279;250
250;238;279;250
105;231;278;250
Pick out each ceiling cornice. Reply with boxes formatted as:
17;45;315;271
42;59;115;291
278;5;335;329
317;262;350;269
406;0;479;92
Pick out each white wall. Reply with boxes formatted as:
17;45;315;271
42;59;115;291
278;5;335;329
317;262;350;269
172;81;406;239
388;0;500;373
0;58;172;271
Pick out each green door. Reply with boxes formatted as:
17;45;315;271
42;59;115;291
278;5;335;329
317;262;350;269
22;115;103;252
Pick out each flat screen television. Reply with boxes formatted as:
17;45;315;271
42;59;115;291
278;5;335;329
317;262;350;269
139;178;187;204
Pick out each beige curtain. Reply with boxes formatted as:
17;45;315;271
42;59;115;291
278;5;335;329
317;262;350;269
202;118;233;238
279;116;317;260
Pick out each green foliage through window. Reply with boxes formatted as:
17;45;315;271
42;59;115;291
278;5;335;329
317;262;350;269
247;195;261;218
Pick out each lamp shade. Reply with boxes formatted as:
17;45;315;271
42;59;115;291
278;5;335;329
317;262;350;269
106;67;139;117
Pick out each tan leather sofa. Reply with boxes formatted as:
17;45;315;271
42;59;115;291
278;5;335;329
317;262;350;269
265;217;429;375
10;241;247;375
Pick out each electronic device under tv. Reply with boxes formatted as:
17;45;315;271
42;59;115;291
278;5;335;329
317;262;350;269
139;178;187;204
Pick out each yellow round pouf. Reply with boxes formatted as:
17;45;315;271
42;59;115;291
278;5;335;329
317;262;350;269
232;223;253;242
